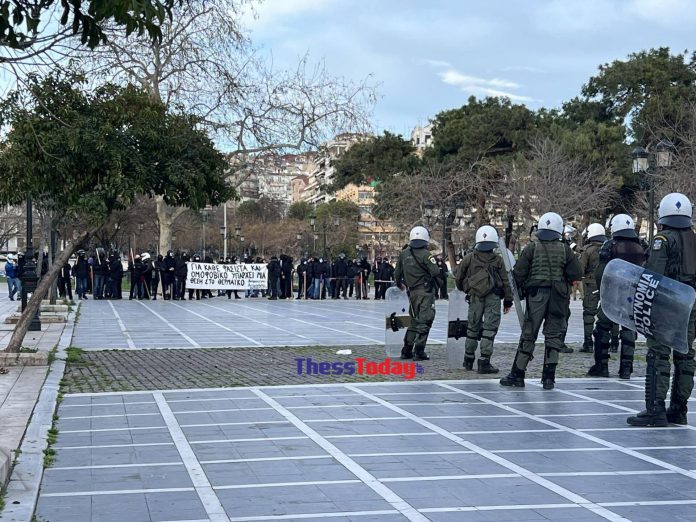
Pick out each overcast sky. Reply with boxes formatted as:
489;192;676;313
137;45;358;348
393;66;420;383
243;0;696;137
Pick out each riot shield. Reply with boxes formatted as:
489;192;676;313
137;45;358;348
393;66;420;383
497;238;525;328
600;258;696;353
384;286;410;357
446;289;469;369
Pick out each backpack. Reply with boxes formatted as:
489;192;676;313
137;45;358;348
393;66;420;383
464;252;503;297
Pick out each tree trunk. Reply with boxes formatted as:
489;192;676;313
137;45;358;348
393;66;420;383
5;229;93;353
156;196;187;254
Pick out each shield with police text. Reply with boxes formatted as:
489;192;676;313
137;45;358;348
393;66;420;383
384;286;411;358
446;289;469;369
600;258;696;353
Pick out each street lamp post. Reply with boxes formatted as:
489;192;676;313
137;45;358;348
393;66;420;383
200;211;209;259
632;140;674;244
423;202;466;258
20;197;41;331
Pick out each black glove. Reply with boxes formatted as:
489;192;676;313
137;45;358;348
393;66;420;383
465;294;471;304
503;299;513;308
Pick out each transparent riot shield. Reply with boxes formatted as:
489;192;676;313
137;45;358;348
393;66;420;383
600;258;696;353
446;289;469;369
384;286;410;358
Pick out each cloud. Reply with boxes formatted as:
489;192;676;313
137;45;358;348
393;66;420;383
533;0;696;34
501;65;546;73
436;67;535;102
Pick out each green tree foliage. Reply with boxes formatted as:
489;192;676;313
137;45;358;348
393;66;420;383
287;201;313;221
0;72;231;222
0;70;228;352
429;96;536;162
583;47;696;140
0;0;180;50
331;132;418;190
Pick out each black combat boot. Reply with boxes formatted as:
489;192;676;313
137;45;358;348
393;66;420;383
477;358;499;374
414;345;430;361
579;341;593;353
587;334;610;377
542;363;556;390
500;367;525;387
400;344;413;360
463;355;475;371
618;360;633;380
627;401;668;427
666;372;688;425
559;344;574;353
627;351;668;427
666;401;688;425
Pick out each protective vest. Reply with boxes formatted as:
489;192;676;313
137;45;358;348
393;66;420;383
528;240;567;287
611;238;646;267
400;246;438;289
667;228;696;285
582;242;601;278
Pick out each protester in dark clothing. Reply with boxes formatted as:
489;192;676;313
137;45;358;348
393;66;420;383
332;253;349;299
152;254;164;299
57;262;73;301
267;256;281;300
280;255;293;299
376;258;395;299
72;250;90;299
129;255;145;300
175;253;189;300
163;250;176;300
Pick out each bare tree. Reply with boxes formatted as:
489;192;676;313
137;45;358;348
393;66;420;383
502;138;617;227
643;100;696;213
73;0;375;254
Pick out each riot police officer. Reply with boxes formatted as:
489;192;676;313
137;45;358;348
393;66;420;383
578;223;607;353
454;225;513;374
628;194;696;427
500;212;583;389
394;226;441;361
589;214;646;379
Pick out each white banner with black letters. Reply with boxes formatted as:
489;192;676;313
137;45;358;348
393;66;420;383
186;262;268;290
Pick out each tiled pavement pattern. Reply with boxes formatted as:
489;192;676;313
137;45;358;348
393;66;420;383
60;345;648;393
37;379;696;522
71;297;589;350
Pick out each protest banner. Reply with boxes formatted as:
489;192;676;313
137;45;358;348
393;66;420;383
186;262;268;290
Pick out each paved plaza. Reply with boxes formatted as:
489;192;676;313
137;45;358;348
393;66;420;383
71;297;587;350
36;379;696;522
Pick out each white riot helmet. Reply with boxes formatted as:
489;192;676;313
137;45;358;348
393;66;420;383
141;253;151;261
537;212;563;241
563;224;577;239
609;214;637;238
585;223;607;242
409;225;430;248
7;254;16;261
658;193;693;228
474;225;499;252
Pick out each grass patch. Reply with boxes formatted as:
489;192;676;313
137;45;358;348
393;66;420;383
65;347;88;366
42;448;56;468
19;347;38;353
47;427;59;445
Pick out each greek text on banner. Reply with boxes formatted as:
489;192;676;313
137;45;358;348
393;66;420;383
186;262;268;290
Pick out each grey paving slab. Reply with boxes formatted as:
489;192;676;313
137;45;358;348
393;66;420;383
71;296;589;349
36;380;696;522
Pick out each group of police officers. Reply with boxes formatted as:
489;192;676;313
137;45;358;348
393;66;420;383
395;192;696;428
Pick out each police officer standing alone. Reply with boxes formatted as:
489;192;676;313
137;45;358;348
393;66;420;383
454;225;513;374
628;193;696;427
500;212;583;389
394;226;441;361
578;223;607;353
589;214;646;379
